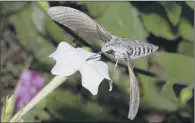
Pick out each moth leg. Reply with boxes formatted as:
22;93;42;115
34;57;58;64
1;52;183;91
125;55;135;69
130;60;135;69
108;59;119;91
86;51;103;61
110;59;119;91
113;59;119;76
108;80;113;91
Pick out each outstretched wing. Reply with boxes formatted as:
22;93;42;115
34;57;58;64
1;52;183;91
127;59;140;120
48;6;112;42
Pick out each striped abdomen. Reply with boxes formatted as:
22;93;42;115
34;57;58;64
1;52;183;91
127;40;158;59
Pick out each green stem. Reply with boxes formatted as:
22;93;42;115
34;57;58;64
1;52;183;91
10;75;67;122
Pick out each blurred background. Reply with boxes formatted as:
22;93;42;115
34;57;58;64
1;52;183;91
0;1;194;122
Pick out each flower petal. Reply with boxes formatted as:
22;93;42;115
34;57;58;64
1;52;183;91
49;42;76;61
32;74;45;87
76;48;100;60
15;69;45;110
80;61;104;95
51;57;80;76
87;60;111;80
50;42;111;95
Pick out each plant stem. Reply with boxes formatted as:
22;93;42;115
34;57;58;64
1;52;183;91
10;75;67;122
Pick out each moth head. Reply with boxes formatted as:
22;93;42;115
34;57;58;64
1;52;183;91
101;43;112;53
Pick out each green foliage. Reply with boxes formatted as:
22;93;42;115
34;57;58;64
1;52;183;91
141;13;176;40
78;2;109;17
1;1;194;122
178;18;194;43
154;52;194;86
32;3;46;34
1;1;27;16
9;2;55;66
185;1;194;10
80;2;148;40
44;16;74;44
180;87;193;104
178;41;194;56
160;2;182;26
37;1;49;12
1;95;15;122
29;90;120;121
140;75;178;112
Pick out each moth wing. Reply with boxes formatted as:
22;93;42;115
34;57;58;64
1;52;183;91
48;6;112;42
127;60;140;120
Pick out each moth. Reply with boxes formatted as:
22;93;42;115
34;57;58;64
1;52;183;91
48;6;158;120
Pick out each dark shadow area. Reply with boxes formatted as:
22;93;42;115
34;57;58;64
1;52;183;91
178;2;194;25
147;33;182;53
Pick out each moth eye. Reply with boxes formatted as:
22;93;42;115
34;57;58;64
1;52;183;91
104;44;108;47
107;49;114;54
129;48;133;51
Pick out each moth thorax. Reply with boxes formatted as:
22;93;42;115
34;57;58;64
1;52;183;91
110;35;118;42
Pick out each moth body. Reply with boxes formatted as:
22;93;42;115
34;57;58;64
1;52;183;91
102;36;159;60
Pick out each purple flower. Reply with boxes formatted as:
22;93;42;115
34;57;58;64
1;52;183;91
15;69;45;109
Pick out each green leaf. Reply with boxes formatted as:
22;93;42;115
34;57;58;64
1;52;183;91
44;90;117;121
139;75;178;112
185;1;194;10
25;108;51;121
1;1;27;16
78;2;109;17
179;111;191;118
180;87;193;104
32;3;46;34
133;57;148;70
141;13;176;40
37;1;49;12
153;52;194;86
178;18;194;43
32;2;74;45
178;41;194;57
86;2;148;40
1;95;15;122
160;2;182;26
44;14;74;45
10;4;55;65
178;103;193;118
160;82;178;102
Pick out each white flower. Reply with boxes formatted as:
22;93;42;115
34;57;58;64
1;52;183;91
50;42;111;95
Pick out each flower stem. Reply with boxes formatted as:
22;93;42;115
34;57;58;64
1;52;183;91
9;75;67;122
